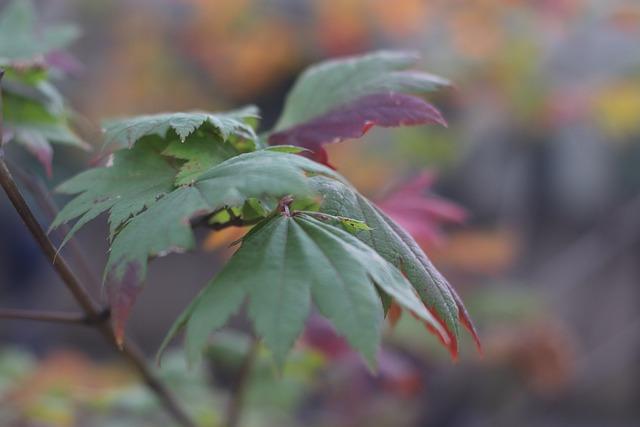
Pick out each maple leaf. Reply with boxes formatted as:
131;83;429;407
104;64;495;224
161;134;240;185
0;0;79;66
105;186;210;342
309;175;480;358
52;109;266;247
54;136;342;343
0;0;84;174
1;79;85;175
102;106;259;150
268;50;450;165
159;213;439;369
51;137;178;246
377;171;468;247
273;50;449;130
269;93;446;165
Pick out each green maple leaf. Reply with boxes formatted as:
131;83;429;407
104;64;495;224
161;135;240;185
52;108;269;244
309;175;480;356
103;149;342;284
1;80;84;176
159;213;437;369
102;107;259;150
3;90;84;142
53;130;342;342
0;0;84;174
0;0;79;65
105;185;210;342
192;149;341;208
51;137;178;246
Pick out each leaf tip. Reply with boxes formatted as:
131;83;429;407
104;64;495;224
458;302;482;356
106;261;144;350
362;350;380;375
386;301;402;328
115;331;125;350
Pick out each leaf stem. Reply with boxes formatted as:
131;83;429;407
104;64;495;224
0;308;109;325
225;336;260;427
277;195;294;217
6;160;101;287
0;71;196;427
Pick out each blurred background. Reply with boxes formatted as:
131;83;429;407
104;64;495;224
1;0;640;426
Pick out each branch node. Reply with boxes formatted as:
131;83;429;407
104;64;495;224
83;307;111;325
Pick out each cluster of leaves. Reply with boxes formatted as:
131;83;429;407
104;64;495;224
52;50;479;368
0;0;85;176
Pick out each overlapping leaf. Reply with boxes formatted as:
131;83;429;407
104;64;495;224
270;93;446;164
0;0;79;66
309;176;480;357
103;107;259;150
2;88;87;175
160;214;439;369
0;0;84;174
105;186;210;341
162;135;240;185
53;136;342;342
269;50;450;165
273;50;449;130
51;138;178;246
52;110;269;245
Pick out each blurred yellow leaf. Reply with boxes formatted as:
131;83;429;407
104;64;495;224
8;352;130;402
24;395;74;427
593;81;640;138
5;350;133;426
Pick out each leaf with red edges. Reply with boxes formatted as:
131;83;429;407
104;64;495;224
269;50;451;166
378;173;481;353
269;92;446;165
106;261;143;348
310;175;480;359
273;50;450;131
387;301;403;328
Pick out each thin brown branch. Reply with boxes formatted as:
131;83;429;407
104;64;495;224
0;308;109;325
0;71;196;427
6;161;101;287
225;336;260;427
